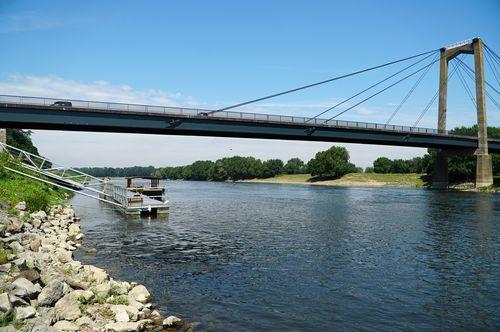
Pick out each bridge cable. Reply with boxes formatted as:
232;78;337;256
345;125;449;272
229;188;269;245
484;43;500;65
456;63;477;108
456;58;500;110
207;48;440;114
385;53;438;125
455;57;500;96
306;52;438;122
322;55;441;123
412;57;462;129
484;47;500;87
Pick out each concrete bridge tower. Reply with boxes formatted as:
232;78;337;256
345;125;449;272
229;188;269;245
433;37;493;188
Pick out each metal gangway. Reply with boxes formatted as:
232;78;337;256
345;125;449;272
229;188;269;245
0;142;169;216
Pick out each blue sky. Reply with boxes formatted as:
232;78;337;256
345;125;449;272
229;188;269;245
0;0;499;167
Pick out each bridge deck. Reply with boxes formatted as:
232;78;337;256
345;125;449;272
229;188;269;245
1;94;499;153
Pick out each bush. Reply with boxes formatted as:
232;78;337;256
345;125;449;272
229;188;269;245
307;146;357;179
24;191;50;212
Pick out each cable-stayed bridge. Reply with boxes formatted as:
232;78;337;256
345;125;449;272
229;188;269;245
0;38;499;188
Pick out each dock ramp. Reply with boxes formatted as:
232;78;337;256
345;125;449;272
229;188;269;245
0;142;169;216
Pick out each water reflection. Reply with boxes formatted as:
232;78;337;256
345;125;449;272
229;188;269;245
421;192;498;329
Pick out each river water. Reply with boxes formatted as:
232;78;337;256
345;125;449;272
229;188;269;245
71;181;500;331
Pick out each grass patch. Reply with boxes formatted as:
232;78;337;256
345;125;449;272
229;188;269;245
108;295;129;305
101;307;115;320
334;173;426;187
0;243;11;265
245;173;425;187
63;268;74;276
0;153;69;212
0;308;23;329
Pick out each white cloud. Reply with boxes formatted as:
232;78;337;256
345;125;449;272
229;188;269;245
1;74;427;168
0;74;197;107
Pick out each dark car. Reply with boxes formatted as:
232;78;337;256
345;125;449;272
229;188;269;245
52;101;72;109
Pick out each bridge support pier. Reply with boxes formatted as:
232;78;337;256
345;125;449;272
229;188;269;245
433;149;449;189
432;37;493;189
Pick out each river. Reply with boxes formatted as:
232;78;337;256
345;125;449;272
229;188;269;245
71;181;500;331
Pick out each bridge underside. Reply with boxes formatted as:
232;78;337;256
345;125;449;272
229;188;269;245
1;105;499;153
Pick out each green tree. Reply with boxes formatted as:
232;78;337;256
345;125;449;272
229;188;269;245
261;159;284;178
284;157;305;174
364;166;375;173
307;146;357;178
373;157;393;173
6;129;39;155
220;156;264;181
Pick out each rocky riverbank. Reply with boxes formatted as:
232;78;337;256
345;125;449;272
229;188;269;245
0;203;185;331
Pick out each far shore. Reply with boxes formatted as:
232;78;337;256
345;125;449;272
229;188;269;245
239;173;426;188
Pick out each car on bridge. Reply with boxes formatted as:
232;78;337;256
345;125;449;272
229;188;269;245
52;101;72;110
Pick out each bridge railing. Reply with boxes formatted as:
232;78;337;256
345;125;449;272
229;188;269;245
0;94;447;135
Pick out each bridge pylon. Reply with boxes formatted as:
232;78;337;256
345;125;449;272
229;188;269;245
433;37;493;189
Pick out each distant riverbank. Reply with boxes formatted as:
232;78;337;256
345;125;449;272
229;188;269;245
240;173;426;188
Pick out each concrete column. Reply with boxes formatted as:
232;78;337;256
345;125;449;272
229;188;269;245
437;48;448;134
0;128;6;153
433;48;449;189
473;38;493;187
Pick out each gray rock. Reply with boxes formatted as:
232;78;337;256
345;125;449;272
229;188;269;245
54;293;81;321
31;218;42;229
14;201;26;211
36;306;55;326
83;265;108;283
0;293;11;312
55;249;72;263
70;289;93;302
163;316;182;327
9;240;24;253
67;224;80;237
7;218;23;233
30;323;55;332
115;308;130;322
110;305;139;322
95;282;111;297
9;294;29;306
104;321;143;332
16;305;37;320
127;298;144;311
0;326;18;332
53;320;80;331
9;277;39;298
15;268;40;282
128;285;150;304
30;211;47;220
31;238;41;252
38;280;65;306
75;316;94;327
0;263;12;273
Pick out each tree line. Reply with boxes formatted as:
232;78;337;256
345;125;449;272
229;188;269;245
153;146;358;181
369;126;499;183
74;125;498;184
77;146;359;181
